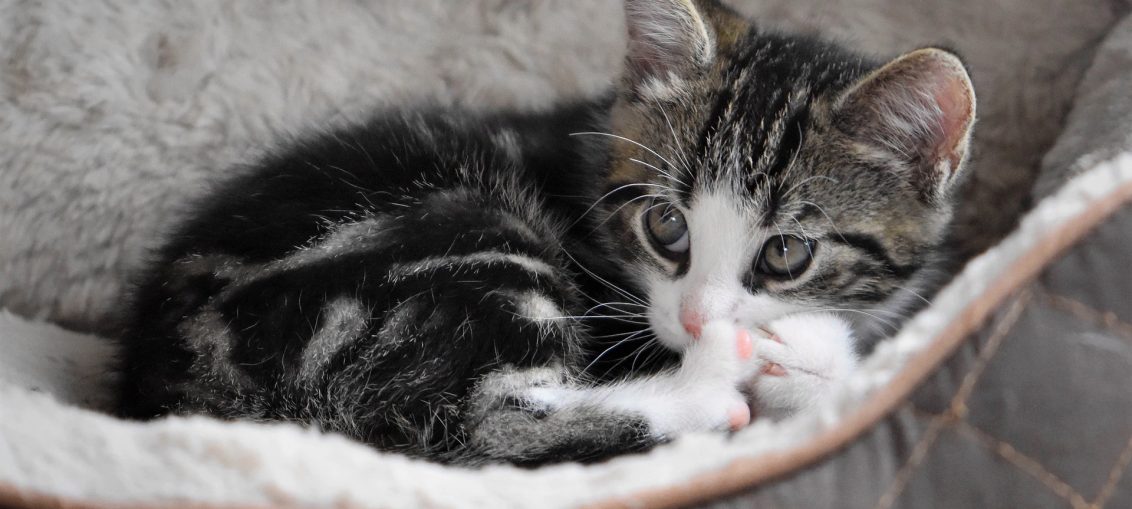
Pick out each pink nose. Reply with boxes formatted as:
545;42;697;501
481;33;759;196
680;307;704;339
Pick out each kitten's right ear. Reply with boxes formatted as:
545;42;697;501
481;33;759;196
836;48;976;203
623;0;714;99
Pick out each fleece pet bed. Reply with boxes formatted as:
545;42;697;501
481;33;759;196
2;0;1132;507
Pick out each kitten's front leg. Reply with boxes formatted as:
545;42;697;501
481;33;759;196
460;324;760;465
599;321;760;436
516;321;760;438
463;321;810;465
744;313;859;419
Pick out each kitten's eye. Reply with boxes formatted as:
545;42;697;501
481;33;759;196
644;199;690;257
758;235;814;277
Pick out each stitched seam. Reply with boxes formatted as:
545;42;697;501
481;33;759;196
1035;287;1132;508
954;421;1090;509
1091;434;1132;509
1040;289;1132;342
872;289;1031;509
948;288;1032;419
872;413;951;509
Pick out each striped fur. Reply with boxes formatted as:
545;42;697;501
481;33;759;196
117;0;975;466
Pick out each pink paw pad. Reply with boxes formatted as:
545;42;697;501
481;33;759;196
736;329;753;360
727;403;751;430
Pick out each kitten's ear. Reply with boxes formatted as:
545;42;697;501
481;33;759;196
623;0;714;99
837;48;976;202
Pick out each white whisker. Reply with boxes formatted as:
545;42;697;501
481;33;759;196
568;183;671;229
569;131;683;175
653;99;695;179
585;301;647;315
564;250;648;307
811;307;906;332
582;329;651;375
596;334;656;378
628;158;686;186
796;200;846;241
892;285;933;306
632;342;667;372
587;192;665;232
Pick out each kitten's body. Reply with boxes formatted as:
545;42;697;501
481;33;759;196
118;0;975;465
120;104;658;463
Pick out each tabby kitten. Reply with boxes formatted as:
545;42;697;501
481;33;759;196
117;0;975;465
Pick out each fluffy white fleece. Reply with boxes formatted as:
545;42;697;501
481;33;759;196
2;155;1129;508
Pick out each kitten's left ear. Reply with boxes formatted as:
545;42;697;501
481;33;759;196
836;48;976;203
622;0;715;99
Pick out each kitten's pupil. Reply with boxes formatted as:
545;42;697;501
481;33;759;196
758;235;814;278
644;199;690;257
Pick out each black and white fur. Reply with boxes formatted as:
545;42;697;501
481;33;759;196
117;0;976;466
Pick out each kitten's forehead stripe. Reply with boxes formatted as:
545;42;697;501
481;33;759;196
827;234;922;279
698;31;838;202
687;85;734;195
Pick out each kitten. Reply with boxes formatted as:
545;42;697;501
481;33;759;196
116;0;975;465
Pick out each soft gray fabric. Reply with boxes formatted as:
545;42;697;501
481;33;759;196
1036;12;1132;198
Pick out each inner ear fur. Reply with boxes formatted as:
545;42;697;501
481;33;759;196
836;48;977;201
622;0;715;98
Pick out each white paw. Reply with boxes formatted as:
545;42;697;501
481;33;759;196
678;321;760;382
517;385;574;417
641;321;754;436
474;366;573;418
746;313;858;419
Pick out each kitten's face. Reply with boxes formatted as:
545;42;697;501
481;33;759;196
599;0;976;350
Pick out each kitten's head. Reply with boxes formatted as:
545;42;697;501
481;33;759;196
596;0;976;350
